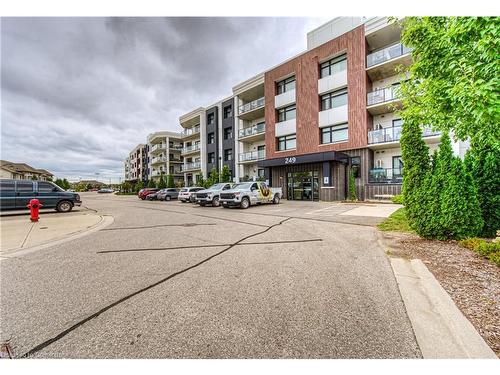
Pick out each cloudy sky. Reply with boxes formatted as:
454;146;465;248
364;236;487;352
1;17;328;182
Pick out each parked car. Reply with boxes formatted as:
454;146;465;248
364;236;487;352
178;186;204;203
219;182;282;209
146;189;164;200
97;188;114;193
195;183;235;207
138;188;158;200
0;179;82;212
157;188;179;201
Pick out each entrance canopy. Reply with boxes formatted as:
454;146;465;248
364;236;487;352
257;151;349;168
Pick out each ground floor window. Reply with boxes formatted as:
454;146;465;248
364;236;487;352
350;156;361;178
258;168;265;178
287;171;319;201
321;123;348;144
277;134;296;151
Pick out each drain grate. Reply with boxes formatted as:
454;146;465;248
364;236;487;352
0;343;13;359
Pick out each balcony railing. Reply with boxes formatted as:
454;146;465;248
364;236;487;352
239;97;265;115
367;43;413;68
369;168;403;183
239;149;266;162
239;122;265;139
368;126;441;144
367;85;401;106
181;127;200;137
169;144;183;150
181;162;201;171
182;144;201;154
151;170;166;177
151;156;167;164
151;144;166;152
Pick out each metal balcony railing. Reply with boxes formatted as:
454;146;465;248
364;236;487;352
239;122;265;139
151;144;166;152
182;144;200;154
367;85;401;106
181;162;201;171
239;97;265;115
181;127;200;137
367;43;413;68
238;149;266;162
369;168;403;183
151;156;167;164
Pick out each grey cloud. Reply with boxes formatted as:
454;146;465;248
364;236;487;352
1;17;328;182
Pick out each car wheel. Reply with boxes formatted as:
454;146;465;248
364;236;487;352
240;197;250;209
273;194;280;204
212;196;220;207
56;200;73;213
166;195;171;201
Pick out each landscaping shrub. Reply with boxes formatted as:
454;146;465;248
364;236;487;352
348;168;357;201
391;194;404;204
458;237;483;251
458;238;500;266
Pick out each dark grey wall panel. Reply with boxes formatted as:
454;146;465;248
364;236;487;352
221;97;235;178
205;106;218;174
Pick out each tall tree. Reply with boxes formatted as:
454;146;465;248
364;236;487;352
167;174;175;188
157;174;167;189
220;165;231;183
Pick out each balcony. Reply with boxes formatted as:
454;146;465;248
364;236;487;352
151;170;166;177
238;97;265;120
151;156;167;165
238;122;265;142
182;143;201;155
150;143;166;154
368;125;442;149
274;89;295;109
318;105;348;128
181;162;201;172
369;168;403;184
169;144;183;151
366;43;413;80
181;127;200;139
170;168;183;175
275;118;296;137
367;85;404;115
239;149;266;163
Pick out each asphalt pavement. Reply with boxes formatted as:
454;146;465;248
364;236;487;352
0;193;420;358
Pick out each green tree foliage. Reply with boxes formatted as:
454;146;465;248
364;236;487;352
465;136;500;237
398;17;500;144
167;174;175;188
62;178;70;190
147;179;156;188
206;167;219;187
348;168;357;201
135;180;144;192
121;181;132;193
157;174;167;189
54;178;64;189
31;175;38;180
220;165;231;183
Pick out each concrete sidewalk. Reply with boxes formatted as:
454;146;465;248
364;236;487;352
1;212;104;253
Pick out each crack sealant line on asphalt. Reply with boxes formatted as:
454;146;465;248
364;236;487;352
96;238;323;254
100;223;216;231
19;222;36;248
18;217;291;359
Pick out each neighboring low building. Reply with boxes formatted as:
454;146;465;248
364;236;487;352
147;131;184;185
0;160;53;181
124;144;147;182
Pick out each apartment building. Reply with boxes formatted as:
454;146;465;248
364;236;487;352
147;131;183;185
124;143;147;182
179;108;205;186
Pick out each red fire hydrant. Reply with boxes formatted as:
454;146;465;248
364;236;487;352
27;199;42;222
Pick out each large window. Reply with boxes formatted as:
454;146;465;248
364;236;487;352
393;118;403;127
320;54;347;78
224;149;233;161
208;152;215;164
223;105;232;118
16;181;34;192
321;123;348;144
320;89;348;111
224;127;232;140
277;105;296;122
277;76;296;94
350;156;361;178
207;113;215;125
277;134;296;151
208;132;215;144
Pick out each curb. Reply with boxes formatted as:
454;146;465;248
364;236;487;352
0;215;114;259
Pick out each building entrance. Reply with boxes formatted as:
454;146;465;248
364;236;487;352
286;171;319;201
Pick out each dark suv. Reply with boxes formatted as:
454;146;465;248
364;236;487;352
0;179;82;212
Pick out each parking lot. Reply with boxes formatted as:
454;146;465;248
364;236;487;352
0;193;419;358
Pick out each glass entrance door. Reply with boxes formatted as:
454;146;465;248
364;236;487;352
287;171;319;201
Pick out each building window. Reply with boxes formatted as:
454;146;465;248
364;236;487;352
208;152;215;164
223;105;232;118
321;123;348;144
350;156;361;178
207;113;215;125
208;132;215;144
258;169;265;178
224;127;232;140
277;76;296;94
320;54;347;78
393;118;403;128
277;134;296;151
320;88;348;111
277;105;296;122
224;149;233;161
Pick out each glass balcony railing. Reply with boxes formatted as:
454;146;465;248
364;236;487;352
181;162;201;171
151;156;167;164
239;122;265;138
367;43;413;68
239;149;266;162
151;144;166;152
239;97;265;115
181;127;200;137
182;144;201;153
367;85;401;106
368;126;441;144
369;168;403;183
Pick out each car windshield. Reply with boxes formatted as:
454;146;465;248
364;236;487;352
209;183;225;190
180;189;188;192
234;183;253;189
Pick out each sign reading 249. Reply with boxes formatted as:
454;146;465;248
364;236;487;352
284;157;297;164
